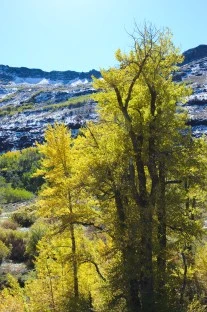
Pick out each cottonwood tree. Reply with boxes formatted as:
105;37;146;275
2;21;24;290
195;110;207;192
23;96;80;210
89;24;207;311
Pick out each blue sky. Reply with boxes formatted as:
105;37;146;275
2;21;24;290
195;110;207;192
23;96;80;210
0;0;206;72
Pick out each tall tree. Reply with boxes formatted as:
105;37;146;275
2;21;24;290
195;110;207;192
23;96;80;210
35;124;104;311
90;24;207;311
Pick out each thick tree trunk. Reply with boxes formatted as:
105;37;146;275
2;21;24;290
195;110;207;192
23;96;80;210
156;160;167;305
128;130;155;311
127;278;141;312
114;81;156;311
114;189;142;312
140;204;154;312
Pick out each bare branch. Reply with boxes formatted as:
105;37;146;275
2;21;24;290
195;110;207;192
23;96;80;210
124;55;148;110
53;221;104;235
165;180;182;185
80;259;106;281
85;124;99;148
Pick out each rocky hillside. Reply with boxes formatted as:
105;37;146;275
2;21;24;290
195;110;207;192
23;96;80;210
174;45;207;136
182;45;207;65
1;45;207;153
0;67;101;153
0;65;101;84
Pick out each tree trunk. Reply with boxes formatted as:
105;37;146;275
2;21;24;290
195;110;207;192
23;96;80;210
115;189;142;312
127;278;141;312
180;251;187;304
70;223;79;298
156;160;167;306
68;191;79;298
129;130;155;311
140;204;154;312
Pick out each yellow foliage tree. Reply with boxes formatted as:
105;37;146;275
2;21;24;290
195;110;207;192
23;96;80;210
32;123;106;311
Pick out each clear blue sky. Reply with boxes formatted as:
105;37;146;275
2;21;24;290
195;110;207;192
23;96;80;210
0;0;206;72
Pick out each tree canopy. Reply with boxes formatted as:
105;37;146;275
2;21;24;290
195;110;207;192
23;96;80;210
1;24;207;312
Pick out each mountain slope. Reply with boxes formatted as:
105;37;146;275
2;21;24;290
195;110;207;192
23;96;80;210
0;65;101;84
182;45;207;65
175;45;207;136
1;45;207;153
0;67;100;152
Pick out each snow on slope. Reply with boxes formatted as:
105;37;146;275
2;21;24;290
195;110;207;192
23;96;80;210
13;76;89;86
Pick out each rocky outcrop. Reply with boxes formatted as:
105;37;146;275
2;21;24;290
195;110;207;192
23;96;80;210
182;45;207;65
0;96;97;152
0;65;101;84
0;65;99;153
177;48;207;137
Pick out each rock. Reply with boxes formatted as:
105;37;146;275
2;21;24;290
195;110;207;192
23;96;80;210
182;45;207;65
0;63;101;153
0;65;101;84
177;49;207;137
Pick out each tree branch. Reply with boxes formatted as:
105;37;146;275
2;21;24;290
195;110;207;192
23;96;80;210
80;259;106;281
165;180;182;185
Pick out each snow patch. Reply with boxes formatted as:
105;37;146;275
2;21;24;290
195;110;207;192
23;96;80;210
37;78;50;85
13;77;63;85
70;79;88;87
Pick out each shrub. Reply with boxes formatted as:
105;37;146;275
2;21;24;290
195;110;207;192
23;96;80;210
7;231;27;263
187;297;206;311
1;187;34;203
0;229;27;263
0;240;10;264
26;221;47;266
0;228;7;242
0;147;43;193
11;205;37;227
0;219;18;230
